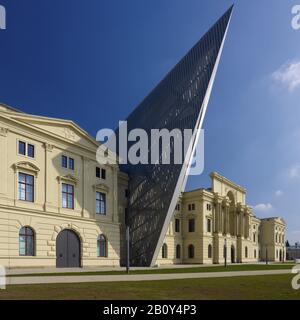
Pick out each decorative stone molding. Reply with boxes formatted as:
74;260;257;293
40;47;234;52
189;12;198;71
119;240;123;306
43;143;54;152
222;198;230;207
93;183;109;193
57;174;78;185
50;224;86;243
64;128;76;140
0;127;8;137
12;161;40;176
48;224;88;256
213;193;223;205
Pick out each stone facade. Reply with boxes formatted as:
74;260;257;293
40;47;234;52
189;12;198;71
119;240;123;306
0;104;287;268
0;104;122;268
156;172;286;265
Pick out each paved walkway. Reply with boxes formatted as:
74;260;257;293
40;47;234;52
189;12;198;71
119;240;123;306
5;263;229;276
6;262;282;276
6;269;291;285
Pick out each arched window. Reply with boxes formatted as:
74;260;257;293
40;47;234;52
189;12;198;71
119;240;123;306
176;244;181;259
245;246;248;258
188;244;194;259
97;234;107;257
254;249;256;258
208;244;212;258
162;243;168;259
19;227;34;256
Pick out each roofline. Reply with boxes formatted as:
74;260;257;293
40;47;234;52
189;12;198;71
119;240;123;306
210;171;246;193
0;103;102;149
0;103;25;114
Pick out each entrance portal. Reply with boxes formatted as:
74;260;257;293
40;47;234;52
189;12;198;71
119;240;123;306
56;229;81;268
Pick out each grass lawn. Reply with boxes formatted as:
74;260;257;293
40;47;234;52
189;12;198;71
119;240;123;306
0;274;299;300
9;263;294;277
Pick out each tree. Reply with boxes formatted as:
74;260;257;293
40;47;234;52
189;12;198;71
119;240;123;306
285;240;290;247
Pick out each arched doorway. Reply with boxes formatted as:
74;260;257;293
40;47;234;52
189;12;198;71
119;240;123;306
56;229;81;268
231;245;235;263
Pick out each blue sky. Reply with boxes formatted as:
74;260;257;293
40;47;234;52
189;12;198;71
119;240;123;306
0;0;300;243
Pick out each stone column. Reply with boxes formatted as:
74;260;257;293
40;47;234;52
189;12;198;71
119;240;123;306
212;202;216;232
237;210;242;237
245;210;250;239
43;143;54;212
222;200;230;235
240;208;244;238
112;165;118;223
0;127;8;196
227;204;230;235
214;195;222;234
233;208;237;236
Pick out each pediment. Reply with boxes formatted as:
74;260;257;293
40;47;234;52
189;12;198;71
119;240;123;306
13;161;40;175
57;174;78;184
93;183;109;193
9;115;99;150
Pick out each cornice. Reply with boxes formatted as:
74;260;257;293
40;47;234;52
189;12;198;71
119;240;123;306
57;174;78;185
0;127;8;137
93;183;109;193
210;171;246;193
13;161;40;175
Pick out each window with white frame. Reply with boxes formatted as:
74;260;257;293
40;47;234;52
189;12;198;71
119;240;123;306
62;183;74;209
18;173;34;202
96;191;106;215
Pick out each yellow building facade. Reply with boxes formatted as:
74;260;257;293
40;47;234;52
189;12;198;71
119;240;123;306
0;104;122;268
0;104;286;268
156;172;286;265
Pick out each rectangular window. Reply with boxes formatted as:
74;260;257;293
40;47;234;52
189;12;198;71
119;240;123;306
189;203;195;211
175;204;180;211
27;144;35;158
96;167;106;179
96;167;101;178
175;219;180;232
96;192;106;215
69;157;74;170
207;218;211;232
188;219;195;232
18;141;26;155
18;173;34;202
61;155;68;168
62;183;74;209
19;235;26;256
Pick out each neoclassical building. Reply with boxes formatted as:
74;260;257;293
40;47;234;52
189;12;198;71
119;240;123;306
0;104;123;268
0;104;286;268
156;172;286;265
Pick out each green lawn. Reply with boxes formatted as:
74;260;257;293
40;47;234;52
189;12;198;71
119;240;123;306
9;263;294;277
1;274;299;300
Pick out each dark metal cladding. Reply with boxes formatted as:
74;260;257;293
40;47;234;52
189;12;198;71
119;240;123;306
118;6;233;266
